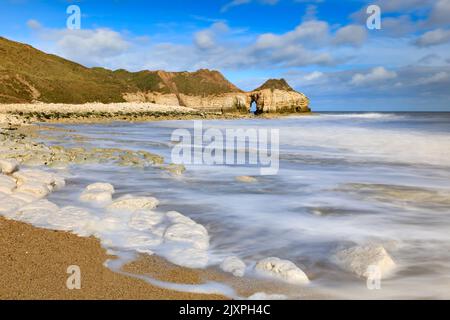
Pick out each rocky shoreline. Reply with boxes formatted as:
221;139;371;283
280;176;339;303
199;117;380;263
0;107;398;300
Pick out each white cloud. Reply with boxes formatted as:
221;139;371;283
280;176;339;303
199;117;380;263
304;71;324;81
333;25;367;47
351;67;397;86
26;19;42;30
194;22;230;50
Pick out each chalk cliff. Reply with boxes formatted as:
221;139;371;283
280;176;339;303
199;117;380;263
0;37;310;113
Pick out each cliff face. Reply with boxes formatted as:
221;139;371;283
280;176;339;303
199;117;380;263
0;37;310;113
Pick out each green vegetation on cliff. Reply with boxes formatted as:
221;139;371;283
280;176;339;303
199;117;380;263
0;37;241;104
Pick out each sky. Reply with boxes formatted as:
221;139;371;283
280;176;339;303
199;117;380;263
1;0;450;111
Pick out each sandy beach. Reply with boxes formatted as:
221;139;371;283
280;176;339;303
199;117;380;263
0;107;293;300
0;216;227;300
0;108;229;300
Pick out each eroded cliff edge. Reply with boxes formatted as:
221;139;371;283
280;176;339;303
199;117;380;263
0;37;310;114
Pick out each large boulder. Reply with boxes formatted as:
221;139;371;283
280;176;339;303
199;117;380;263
335;245;396;279
255;257;310;285
220;256;246;277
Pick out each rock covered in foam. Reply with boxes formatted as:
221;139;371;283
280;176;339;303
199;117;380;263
13;169;65;191
86;182;115;194
164;222;209;250
128;210;165;231
16;182;50;199
0;159;19;174
335;244;396;279
255;257;310;285
47;206;96;236
0;174;16;194
220;256;246;277
107;195;159;211
80;182;115;205
162;211;210;268
123;234;162;254
164;247;209;269
80;190;113;204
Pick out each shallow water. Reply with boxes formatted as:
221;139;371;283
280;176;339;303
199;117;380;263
41;112;450;299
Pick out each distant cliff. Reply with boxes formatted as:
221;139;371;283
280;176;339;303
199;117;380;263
0;37;310;113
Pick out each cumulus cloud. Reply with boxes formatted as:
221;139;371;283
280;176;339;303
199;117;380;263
194;22;230;50
26;21;130;67
351;67;397;86
333;25;367;47
415;29;450;47
256;20;334;51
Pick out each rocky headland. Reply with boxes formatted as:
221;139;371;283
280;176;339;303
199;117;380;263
0;37;310;115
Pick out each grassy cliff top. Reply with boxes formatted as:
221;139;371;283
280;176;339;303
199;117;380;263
254;79;295;92
0;37;242;104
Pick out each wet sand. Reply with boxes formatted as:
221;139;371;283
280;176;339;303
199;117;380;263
0;216;227;300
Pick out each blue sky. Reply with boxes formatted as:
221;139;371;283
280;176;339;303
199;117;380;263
1;0;450;111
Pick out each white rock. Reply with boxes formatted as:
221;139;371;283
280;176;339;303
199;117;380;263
165;247;209;268
164;222;209;250
220;256;246;277
16;182;50;199
335;245;396;279
86;182;115;194
0;159;19;174
13;169;65;191
107;196;159;211
255;257;310;285
80;190;112;204
128;210;165;231
124;234;162;252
